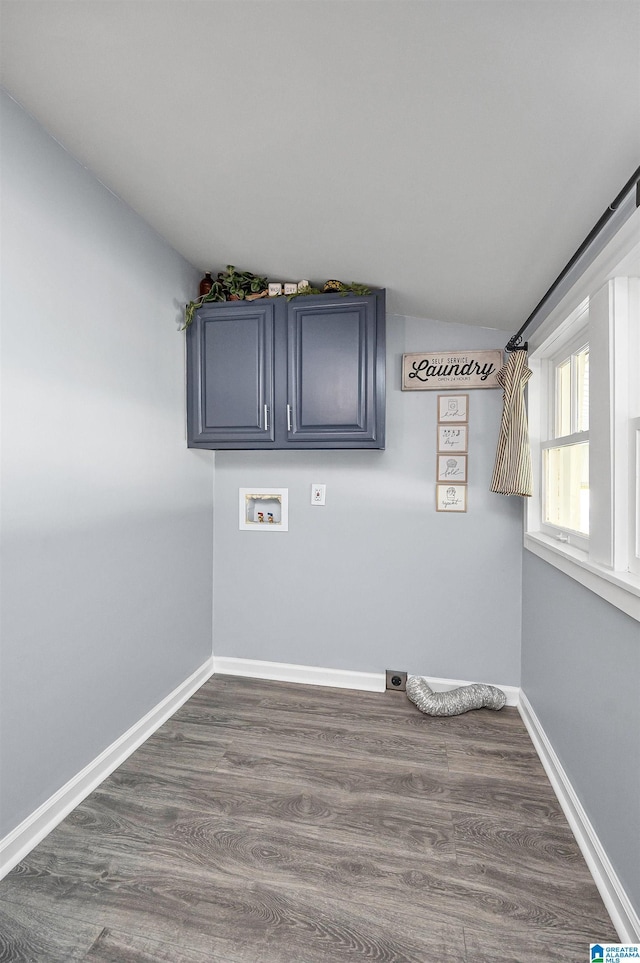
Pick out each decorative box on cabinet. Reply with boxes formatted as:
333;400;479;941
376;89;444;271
186;290;385;450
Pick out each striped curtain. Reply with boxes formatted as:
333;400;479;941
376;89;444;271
490;350;533;497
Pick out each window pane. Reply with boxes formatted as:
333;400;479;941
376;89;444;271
556;359;571;437
544;442;589;534
576;347;589;432
635;427;640;564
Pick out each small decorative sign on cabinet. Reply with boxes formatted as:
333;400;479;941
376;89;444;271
402;349;503;390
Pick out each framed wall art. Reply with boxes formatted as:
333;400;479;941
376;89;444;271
437;454;468;483
438;394;468;423
436;484;468;513
437;425;468;452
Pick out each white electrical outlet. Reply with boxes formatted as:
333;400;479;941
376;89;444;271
311;483;326;505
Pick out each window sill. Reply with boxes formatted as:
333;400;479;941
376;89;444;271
524;532;640;622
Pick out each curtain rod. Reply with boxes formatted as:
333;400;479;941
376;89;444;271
505;164;640;352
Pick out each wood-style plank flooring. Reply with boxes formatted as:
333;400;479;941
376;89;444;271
0;675;617;962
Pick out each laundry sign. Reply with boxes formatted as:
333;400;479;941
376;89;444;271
402;349;503;390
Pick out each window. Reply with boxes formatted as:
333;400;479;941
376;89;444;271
525;209;640;622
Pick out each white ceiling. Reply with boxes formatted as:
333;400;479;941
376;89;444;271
1;1;639;332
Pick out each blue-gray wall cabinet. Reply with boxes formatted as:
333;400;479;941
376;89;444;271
187;291;386;449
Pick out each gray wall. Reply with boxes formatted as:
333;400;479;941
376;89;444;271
213;314;523;686
521;551;640;912
0;92;214;837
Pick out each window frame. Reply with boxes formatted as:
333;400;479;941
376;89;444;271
525;208;640;622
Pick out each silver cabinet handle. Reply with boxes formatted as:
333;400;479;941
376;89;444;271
287;404;292;432
264;404;269;431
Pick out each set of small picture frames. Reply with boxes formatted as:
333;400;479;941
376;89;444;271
436;394;468;513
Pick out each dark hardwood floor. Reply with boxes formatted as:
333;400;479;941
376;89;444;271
0;675;617;962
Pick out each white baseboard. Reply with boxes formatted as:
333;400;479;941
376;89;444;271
212;657;520;706
518;690;639;942
212;656;386;692
0;657;215;881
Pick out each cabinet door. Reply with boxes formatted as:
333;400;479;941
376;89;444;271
187;302;275;448
286;294;385;448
